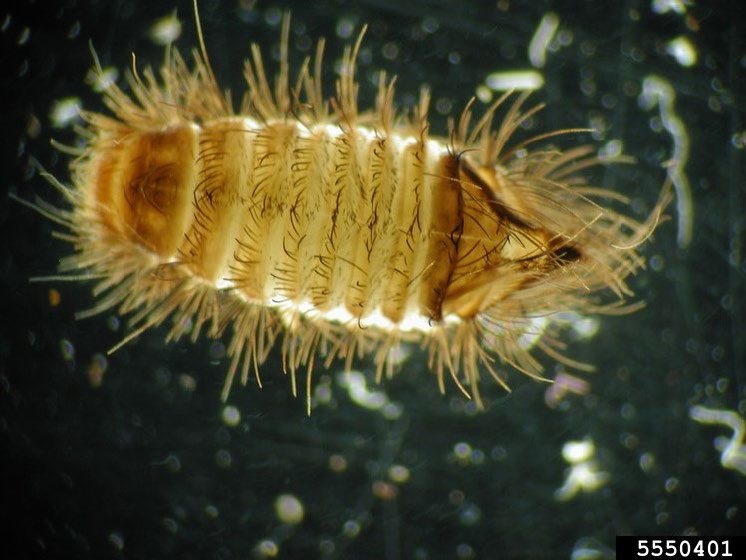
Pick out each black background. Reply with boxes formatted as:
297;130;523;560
1;1;745;559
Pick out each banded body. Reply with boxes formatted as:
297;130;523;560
39;18;669;410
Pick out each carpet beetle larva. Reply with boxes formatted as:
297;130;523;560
21;4;670;413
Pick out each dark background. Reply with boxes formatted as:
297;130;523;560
1;0;745;559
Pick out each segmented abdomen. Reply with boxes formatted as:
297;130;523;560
94;118;531;334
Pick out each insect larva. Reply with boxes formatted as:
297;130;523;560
25;7;670;413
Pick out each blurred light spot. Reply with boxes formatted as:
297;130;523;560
17;26;30;45
372;480;398;500
421;16;439;34
149;11;182;46
87;66;119;92
67;21;81;39
491;446;507;461
552;313;589;336
449;489;465;506
382;42;399;60
59;338;75;362
517;316;548;350
529;12;559;68
388;464;410;483
690;405;746;476
476;85;492;103
459;502;482;526
178;373;197;392
106;316;120;331
313;377;333;405
215;449;232;468
620;402;636;420
108;532;124;551
342;519;361;538
557;29;574;47
731;130;746;149
50;97;82;129
716;377;729;393
639;452;656;473
590;113;609;140
26;113;41;138
598;139;624;161
545;372;590;408
486;70;544;91
470;448;485;465
386;344;411;366
649;254;665;271
601;93;618;110
264;7;282;27
435;96;453;115
163;454;181;473
381;401;403;420
328;453;348;473
666;36;697;67
555;438;608;501
639;75;693;247
162;517;178;534
274;493;305;525
48;288;61;307
664;477;679;493
87;353;108;388
319;539;335;554
221;404;241;427
335;17;355;39
208;341;225;361
652;0;690;15
204;504;219;519
562;439;594;463
454;442;472;462
336;370;388;410
456;543;475;559
571;537;613;560
255;539;279;558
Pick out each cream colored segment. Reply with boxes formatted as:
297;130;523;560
339;130;379;317
326;127;359;312
230;122;267;301
266;125;305;302
381;140;424;322
295;126;336;307
191;118;255;283
404;140;451;319
162;126;200;259
364;133;401;315
256;123;299;302
324;127;366;312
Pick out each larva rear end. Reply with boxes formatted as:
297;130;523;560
88;125;198;258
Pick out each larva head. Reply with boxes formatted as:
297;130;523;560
441;157;588;320
449;147;667;329
84;124;199;259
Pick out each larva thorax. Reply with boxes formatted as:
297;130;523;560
88;115;569;338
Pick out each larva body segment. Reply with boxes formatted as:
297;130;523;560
43;16;670;410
